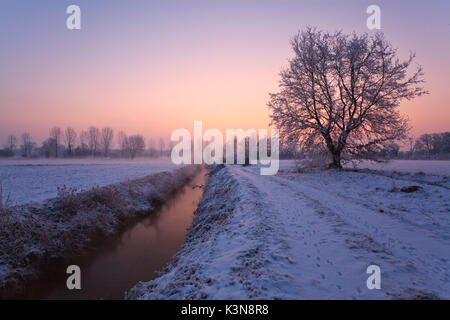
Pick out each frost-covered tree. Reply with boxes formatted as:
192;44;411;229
269;28;427;168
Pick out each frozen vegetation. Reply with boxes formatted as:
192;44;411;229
128;160;449;300
0;158;178;205
0;164;199;298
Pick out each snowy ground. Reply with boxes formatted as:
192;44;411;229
0;158;177;205
275;159;450;176
346;160;450;176
129;161;450;300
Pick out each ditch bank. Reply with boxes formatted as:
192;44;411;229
126;165;278;299
0;165;200;298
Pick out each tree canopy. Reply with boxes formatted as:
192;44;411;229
269;28;427;167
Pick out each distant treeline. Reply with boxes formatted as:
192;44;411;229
2;128;449;161
0;126;172;159
277;132;450;161
401;132;450;160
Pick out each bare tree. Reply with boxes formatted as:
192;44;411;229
42;138;57;158
269;28;427;168
117;131;129;157
168;140;174;153
21;132;34;157
147;138;155;157
6;134;18;153
414;134;434;159
88;126;100;156
79;130;89;153
64;127;78;156
407;135;415;159
128;135;145;159
101;127;114;157
439;132;450;155
49;127;62;158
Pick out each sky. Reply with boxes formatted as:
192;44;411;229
1;0;449;144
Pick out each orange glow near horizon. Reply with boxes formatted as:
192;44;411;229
0;1;448;145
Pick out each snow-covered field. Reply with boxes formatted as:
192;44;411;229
0;158;178;204
347;160;450;176
129;161;450;300
274;159;450;176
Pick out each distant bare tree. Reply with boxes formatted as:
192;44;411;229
147;138;155;157
413;132;450;159
6;134;18;153
21;132;34;157
407;136;415;159
49;127;62;158
64;127;78;156
269;28;427;168
79;130;89;153
414;134;434;159
101;127;114;157
128;135;145;159
117;131;129;157
159;138;165;157
168;140;174;153
440;132;450;155
88;126;100;156
42;138;57;158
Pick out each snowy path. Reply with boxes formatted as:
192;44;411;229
129;165;450;299
230;166;449;299
229;166;385;299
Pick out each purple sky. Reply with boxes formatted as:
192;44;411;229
1;0;449;144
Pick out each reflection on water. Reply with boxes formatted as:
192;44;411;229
35;169;208;300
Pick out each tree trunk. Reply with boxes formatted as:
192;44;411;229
329;150;342;169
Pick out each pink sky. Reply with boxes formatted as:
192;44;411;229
0;1;449;144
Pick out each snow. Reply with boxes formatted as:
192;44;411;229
274;159;450;176
0;158;178;205
0;164;200;297
347;160;450;176
129;161;450;300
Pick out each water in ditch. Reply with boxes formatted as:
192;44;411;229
27;168;208;300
